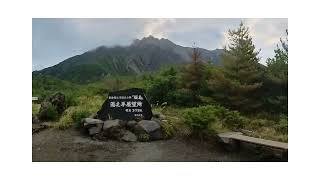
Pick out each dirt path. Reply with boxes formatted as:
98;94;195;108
32;128;262;162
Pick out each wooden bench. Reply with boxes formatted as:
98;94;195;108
218;132;288;158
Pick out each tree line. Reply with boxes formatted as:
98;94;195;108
146;22;288;117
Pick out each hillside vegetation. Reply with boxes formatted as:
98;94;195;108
33;36;223;83
32;23;288;142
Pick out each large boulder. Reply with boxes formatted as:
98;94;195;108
38;101;58;121
102;119;124;140
126;120;137;130
135;120;164;141
38;92;66;121
137;120;160;133
83;118;104;128
82;118;104;136
103;119;121;130
96;88;153;121
32;115;40;124
49;92;66;114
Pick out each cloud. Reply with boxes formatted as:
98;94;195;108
243;18;288;63
244;18;287;46
143;18;176;38
32;18;287;70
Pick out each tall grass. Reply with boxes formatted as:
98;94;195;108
54;95;105;129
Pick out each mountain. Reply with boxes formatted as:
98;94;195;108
33;36;223;83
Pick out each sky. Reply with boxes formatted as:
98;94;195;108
32;18;288;71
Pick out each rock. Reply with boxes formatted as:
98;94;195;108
49;92;66;114
38;101;57;121
136;120;164;141
32;115;40;124
126;120;137;129
102;119;124;140
151;117;161;125
38;92;66;121
32;123;49;134
137;120;160;133
82;118;104;128
103;119;121;130
121;130;137;142
149;129;164;140
82;118;104;136
88;126;102;136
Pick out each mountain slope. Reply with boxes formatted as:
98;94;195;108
33;36;223;83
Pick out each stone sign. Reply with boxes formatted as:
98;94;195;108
96;88;153;121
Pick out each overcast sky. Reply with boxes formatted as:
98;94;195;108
32;18;288;71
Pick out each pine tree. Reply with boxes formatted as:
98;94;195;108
183;47;205;105
263;30;288;114
208;22;263;112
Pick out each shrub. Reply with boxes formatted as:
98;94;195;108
54;107;92;129
244;118;270;130
54;95;104;129
32;103;40;116
166;89;194;106
276;115;288;134
183;105;245;134
71;109;91;127
146;68;178;105
161;120;178;139
182;105;219;134
65;94;78;107
54;107;76;129
221;110;245;130
38;103;59;121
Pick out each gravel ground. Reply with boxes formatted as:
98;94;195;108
32;128;282;162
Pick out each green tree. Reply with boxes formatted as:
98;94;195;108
208;22;263;112
182;47;205;105
146;67;178;105
263;30;288;114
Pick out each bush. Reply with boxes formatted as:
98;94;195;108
183;105;245;134
276;115;288;134
38;103;59;121
71;109;91;127
182;105;219;134
54;107;92;129
146;68;178;105
65;94;78;107
221;110;245;130
166;89;194;106
54;107;76;129
32;103;40;116
53;95;104;129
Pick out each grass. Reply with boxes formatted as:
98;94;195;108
32;103;40;116
34;96;287;142
54;95;105;129
32;73;287;143
153;106;192;138
155;105;287;142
